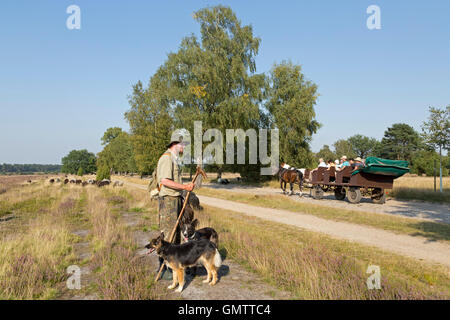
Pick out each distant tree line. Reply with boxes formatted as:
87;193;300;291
0;163;62;175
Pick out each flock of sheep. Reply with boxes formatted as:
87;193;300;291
48;177;124;187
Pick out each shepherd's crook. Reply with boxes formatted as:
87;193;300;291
154;166;207;282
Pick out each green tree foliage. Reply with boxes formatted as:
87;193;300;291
96;165;111;181
170;6;266;178
0;164;61;175
267;61;320;168
378;123;421;161
125;6;319;179
77;167;84;176
101;127;124;145
421;106;450;190
125;78;174;174
421;106;449;157
333;139;357;159
411;150;448;176
315;145;336;163
347;134;380;158
61;150;96;174
97;129;137;174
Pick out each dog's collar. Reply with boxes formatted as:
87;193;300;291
183;234;195;242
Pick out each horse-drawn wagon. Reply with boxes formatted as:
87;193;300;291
304;157;410;204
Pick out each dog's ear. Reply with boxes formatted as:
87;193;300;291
192;219;199;228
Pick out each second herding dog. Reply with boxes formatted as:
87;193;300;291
181;219;219;247
146;232;222;292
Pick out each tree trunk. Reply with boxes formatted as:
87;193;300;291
439;146;443;193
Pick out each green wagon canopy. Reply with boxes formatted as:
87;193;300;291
352;157;410;177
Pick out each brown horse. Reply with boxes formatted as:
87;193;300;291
278;163;304;196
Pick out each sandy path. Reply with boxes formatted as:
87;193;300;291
198;195;450;267
127;213;292;300
203;184;450;224
126;182;450;267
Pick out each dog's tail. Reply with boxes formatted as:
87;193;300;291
213;249;222;268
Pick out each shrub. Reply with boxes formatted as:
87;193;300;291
77;167;84;176
96;165;110;181
411;150;448;176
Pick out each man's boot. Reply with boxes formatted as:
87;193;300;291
158;257;173;280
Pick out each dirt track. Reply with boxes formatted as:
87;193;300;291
127;182;450;267
128;209;292;299
198;195;450;267
204;184;450;224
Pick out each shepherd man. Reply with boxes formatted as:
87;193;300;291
155;139;194;280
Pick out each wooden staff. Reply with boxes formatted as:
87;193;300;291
154;166;206;282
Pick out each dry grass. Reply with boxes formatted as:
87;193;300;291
0;178;167;300
0;181;80;299
3;175;448;300
84;187;167;299
394;176;450;190
389;176;450;203
196;205;450;299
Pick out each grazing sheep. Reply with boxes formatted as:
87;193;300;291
27;180;32;183
70;180;76;184
113;181;124;187
82;181;88;187
97;180;110;187
75;180;82;184
217;178;229;185
55;178;61;183
64;179;69;184
49;179;55;183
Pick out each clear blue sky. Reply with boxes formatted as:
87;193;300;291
1;0;449;164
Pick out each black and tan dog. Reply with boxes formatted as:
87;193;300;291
146;232;222;292
181;219;219;247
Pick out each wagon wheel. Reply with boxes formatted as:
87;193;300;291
347;187;362;204
334;187;346;200
371;188;386;204
311;186;324;200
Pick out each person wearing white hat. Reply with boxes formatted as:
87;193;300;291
352;157;364;170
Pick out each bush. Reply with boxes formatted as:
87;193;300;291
411;150;448;176
77;167;84;177
96;165;110;181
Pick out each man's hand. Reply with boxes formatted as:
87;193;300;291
184;182;194;192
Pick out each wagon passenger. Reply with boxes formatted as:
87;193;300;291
318;158;327;168
351;157;364;171
336;156;350;171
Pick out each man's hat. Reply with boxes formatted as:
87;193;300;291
341;155;347;160
166;138;189;149
355;157;362;162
